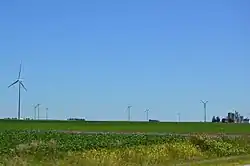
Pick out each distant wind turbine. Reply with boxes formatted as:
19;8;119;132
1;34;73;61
145;109;149;121
201;100;208;122
127;105;132;121
34;105;37;120
177;112;181;122
8;63;27;120
46;107;48;120
36;104;41;120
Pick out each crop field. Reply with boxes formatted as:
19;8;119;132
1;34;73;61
1;119;250;134
1;130;250;166
2;120;250;165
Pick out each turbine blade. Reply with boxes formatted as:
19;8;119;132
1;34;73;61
8;80;18;88
20;81;27;91
18;63;22;79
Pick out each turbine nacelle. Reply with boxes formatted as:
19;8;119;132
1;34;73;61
8;80;27;91
201;100;208;104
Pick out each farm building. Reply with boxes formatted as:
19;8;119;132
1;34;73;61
214;111;249;123
225;111;249;123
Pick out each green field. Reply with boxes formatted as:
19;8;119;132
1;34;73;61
1;130;250;165
1;119;250;134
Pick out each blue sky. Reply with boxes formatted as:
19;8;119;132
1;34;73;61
0;0;249;121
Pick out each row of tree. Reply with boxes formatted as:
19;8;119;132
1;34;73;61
212;116;235;123
67;118;86;121
212;116;221;122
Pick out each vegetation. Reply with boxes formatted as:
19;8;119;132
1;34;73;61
1;130;250;165
1;119;250;134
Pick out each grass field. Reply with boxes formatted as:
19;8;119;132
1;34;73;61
1;119;250;134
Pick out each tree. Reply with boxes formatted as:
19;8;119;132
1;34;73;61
216;116;220;122
228;118;234;123
212;116;216;122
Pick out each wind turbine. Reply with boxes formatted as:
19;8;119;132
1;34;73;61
36;104;41;120
8;63;27;120
127;105;132;121
201;100;208;122
145;108;149;121
46;107;48;120
177;112;181;122
33;105;37;120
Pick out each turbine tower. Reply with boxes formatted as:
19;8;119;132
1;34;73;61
145;108;149;121
34;105;37;120
46;107;48;120
8;63;27;120
201;100;208;122
36;104;41;120
177;112;181;122
127;105;132;121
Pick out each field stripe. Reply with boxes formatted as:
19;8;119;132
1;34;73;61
19;129;250;137
175;155;250;166
2;129;250;137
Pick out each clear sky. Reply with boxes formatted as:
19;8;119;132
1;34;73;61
0;0;249;121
